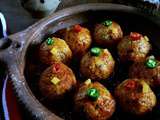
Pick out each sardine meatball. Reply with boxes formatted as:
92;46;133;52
80;47;115;80
74;79;116;120
65;24;92;58
115;79;156;115
39;62;76;100
117;32;151;62
94;20;123;46
39;37;72;65
129;56;160;87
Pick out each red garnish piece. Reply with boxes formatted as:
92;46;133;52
52;63;61;73
74;24;82;33
130;32;142;41
125;80;137;90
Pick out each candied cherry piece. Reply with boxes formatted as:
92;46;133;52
130;32;142;41
74;24;82;33
125;80;137;90
52;63;61;73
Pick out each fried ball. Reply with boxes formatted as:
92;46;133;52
115;79;156;115
117;32;151;62
94;20;123;46
39;62;76;100
74;80;116;120
129;56;160;87
80;47;115;80
39;37;72;65
65;24;92;58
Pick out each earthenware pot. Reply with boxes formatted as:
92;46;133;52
0;3;160;120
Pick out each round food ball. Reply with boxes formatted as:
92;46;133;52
39;62;76;100
74;79;116;120
115;79;156;115
80;47;115;80
65;24;92;58
39;37;72;65
129;56;160;87
117;32;151;62
94;20;123;46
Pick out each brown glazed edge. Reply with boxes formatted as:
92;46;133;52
0;3;160;120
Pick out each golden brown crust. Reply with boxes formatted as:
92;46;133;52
39;62;76;100
115;79;156;115
65;25;92;58
117;35;151;62
129;61;160;87
39;37;72;65
80;49;115;80
75;82;116;120
94;21;123;46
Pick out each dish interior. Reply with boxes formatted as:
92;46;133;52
24;10;160;120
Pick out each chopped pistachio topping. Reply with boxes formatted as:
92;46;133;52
87;88;100;101
145;57;157;69
46;37;54;45
51;77;60;85
102;20;112;26
90;47;101;56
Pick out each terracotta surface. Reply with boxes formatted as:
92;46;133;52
0;3;160;120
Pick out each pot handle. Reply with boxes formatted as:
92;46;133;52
0;13;62;120
0;11;29;63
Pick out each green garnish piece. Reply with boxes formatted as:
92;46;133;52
87;88;100;101
90;47;101;56
102;20;112;26
145;57;157;69
46;37;54;45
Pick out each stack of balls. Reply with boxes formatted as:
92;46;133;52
38;20;159;120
